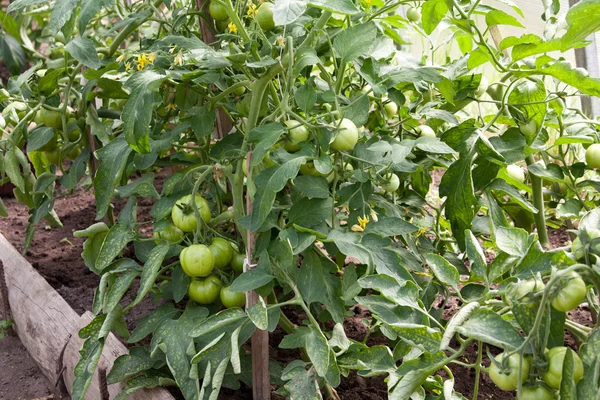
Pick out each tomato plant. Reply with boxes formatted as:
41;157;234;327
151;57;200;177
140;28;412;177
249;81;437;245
2;0;600;399
520;384;554;400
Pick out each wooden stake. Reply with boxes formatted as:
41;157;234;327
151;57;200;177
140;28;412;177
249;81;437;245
245;152;271;400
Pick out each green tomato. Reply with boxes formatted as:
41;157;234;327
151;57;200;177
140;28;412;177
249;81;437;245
283;120;309;152
509;278;544;307
180;244;215;277
406;6;421;22
520;384;554;400
506;164;525;183
416;125;436;137
41;108;66;130
550;271;587;312
585;143;600;169
209;237;234;269
488;353;530;391
153;224;184;244
256;2;275;31
233;85;246;96
66;144;83;160
231;251;245;273
383;97;398;119
188;275;222;304
542;346;584;390
519;119;537;137
330;118;359;151
571;229;600;260
171;194;211;232
44;149;60;165
383;173;400;193
220;285;246;308
209;1;229;21
475;76;488;97
215;18;230;32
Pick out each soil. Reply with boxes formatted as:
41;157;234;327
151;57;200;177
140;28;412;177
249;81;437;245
0;177;592;399
0;311;53;400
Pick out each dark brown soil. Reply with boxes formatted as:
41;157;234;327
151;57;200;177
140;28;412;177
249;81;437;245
0;311;53;400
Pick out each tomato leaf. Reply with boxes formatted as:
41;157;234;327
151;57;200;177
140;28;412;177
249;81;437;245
272;0;307;26
132;244;170;306
422;0;448;35
455;309;524;350
93;138;133;219
65;36;101;69
95;224;135;272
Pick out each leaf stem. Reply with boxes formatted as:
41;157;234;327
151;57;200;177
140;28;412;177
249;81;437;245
525;155;550;249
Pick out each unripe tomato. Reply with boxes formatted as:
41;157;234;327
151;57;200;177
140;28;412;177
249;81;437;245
44;149;61;165
231;251;245;273
519;119;537;137
406;6;421;22
330;118;359;151
508;278;544;307
41;108;66;130
521;384;554;400
66;144;83;160
209;237;234;269
153;224;185;244
550;271;587;312
383;97;398;119
256;2;275;31
416;125;436;137
209;1;229;21
215;18;230;32
171;194;211;232
488;353;530;391
475;76;488;97
542;346;584;389
571;229;600;260
585;143;600;169
188;275;222;304
383;173;400;192
506;164;525;183
283;120;309;152
180;244;215;277
233;85;246;96
220;285;246;308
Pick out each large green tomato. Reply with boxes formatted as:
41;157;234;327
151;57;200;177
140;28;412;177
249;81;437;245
256;2;275;31
521;385;554;400
188;275;222;304
542;347;584;389
585;143;600;169
220;285;246;308
40;109;64;130
416;125;436;137
519;119;537;137
231;251;245;273
488;353;530;391
508;278;544;307
299;161;334;182
209;1;229;21
406;6;421;22
550;271;587;312
180;244;215;277
506;164;525;183
171;194;211;232
209;237;234;269
330;118;359;151
383;97;398;119
153;224;184;244
283;120;309;152
44;149;60;165
571;229;600;260
383;173;400;193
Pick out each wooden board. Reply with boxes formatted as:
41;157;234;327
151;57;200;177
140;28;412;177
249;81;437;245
0;233;174;400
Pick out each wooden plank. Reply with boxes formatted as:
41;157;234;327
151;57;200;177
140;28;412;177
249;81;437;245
0;233;174;400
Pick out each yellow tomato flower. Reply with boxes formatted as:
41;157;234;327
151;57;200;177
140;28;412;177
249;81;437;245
247;4;257;16
146;53;156;63
165;103;177;111
125;62;132;71
351;224;364;232
116;54;126;63
228;21;237;33
174;52;184;66
358;215;369;229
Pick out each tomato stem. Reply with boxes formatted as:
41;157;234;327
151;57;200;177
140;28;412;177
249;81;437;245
525;155;550;249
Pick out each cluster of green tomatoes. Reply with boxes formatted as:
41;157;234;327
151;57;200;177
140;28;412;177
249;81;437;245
487;270;588;397
154;194;247;308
